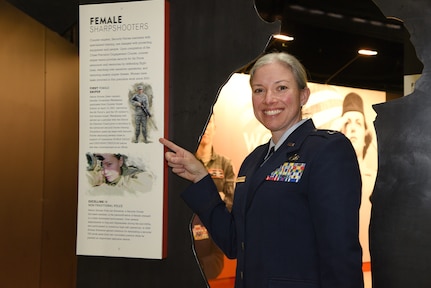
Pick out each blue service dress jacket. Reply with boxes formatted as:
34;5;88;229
181;119;364;288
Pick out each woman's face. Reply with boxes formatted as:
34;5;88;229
100;154;123;183
251;61;310;142
341;111;366;159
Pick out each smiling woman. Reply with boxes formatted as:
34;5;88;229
160;51;364;288
214;55;382;285
249;53;310;144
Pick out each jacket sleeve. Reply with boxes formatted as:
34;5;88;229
307;134;364;288
181;175;238;258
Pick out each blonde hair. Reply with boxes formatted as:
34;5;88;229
249;52;308;90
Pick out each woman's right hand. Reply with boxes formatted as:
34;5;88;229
159;138;208;183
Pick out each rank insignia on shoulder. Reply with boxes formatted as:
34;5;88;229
236;176;246;183
266;162;306;183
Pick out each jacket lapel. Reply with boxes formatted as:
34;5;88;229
244;119;316;212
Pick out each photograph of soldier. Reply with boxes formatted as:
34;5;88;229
130;84;153;143
192;114;236;279
86;152;154;196
331;92;377;263
332;92;374;172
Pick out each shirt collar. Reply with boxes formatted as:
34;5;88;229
269;118;309;152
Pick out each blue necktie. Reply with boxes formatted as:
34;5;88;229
261;146;275;167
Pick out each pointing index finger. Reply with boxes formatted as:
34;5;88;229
159;138;181;153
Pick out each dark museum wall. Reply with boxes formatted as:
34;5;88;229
369;0;431;287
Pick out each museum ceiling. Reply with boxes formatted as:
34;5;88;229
6;0;421;94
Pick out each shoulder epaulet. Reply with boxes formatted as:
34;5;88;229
309;129;341;139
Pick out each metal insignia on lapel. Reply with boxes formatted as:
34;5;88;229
236;176;246;183
288;154;300;161
287;142;295;147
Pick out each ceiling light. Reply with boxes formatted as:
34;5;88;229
358;49;378;56
352;17;367;23
327;12;343;19
273;34;294;41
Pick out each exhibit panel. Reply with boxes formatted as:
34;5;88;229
211;75;384;271
77;0;168;260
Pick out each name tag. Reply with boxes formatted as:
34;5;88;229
208;168;225;179
266;162;306;183
236;176;246;183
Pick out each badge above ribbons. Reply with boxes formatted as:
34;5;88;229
266;162;306;183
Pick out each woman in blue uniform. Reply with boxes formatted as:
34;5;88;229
160;52;363;288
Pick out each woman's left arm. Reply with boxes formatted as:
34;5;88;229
308;134;364;288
